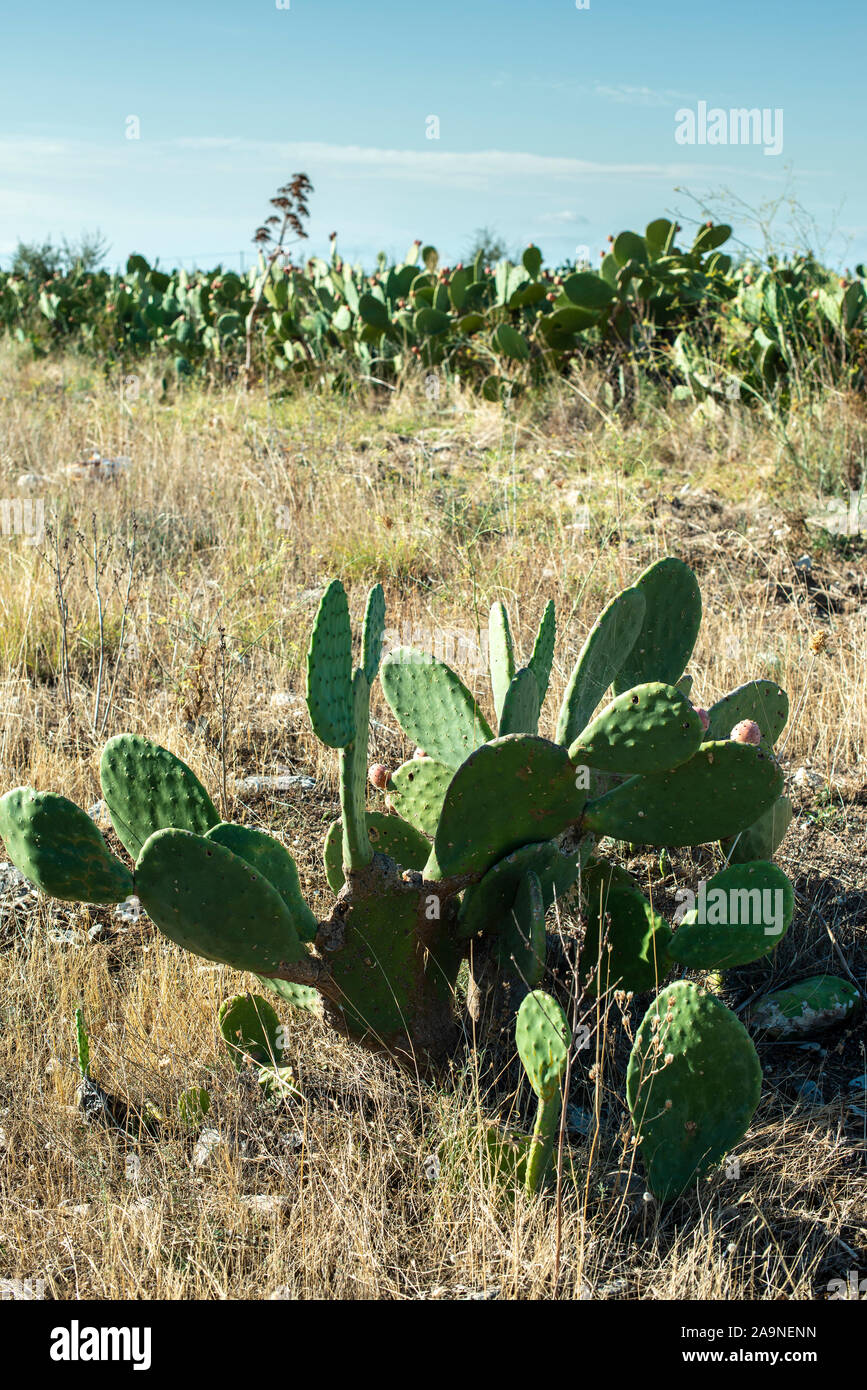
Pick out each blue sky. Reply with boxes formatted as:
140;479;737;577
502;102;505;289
1;0;864;272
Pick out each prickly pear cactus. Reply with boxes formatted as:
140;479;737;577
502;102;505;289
0;556;803;1196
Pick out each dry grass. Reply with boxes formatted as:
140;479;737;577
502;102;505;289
0;345;864;1300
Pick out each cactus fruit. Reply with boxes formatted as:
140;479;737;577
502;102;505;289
516;990;572;1194
730;719;761;745
627;981;762;1199
695;706;710;731
368;763;390;790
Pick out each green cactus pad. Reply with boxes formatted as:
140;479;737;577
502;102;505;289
432;735;586;880
136;828;307;973
218;993;283;1069
568;682;704;775
323;810;430;893
668;861;794;969
516;990;571;1102
555;586;646;745
386;757;454;837
494;870;546;987
723;795;793;864
580;863;672;995
205;822;317;940
458;841;556;940
178;1087;211;1126
627;981;762;1200
0;787;134;904
361;583;386;685
612;558;702;695
499;667;541;736
748;975;861;1040
305;579;355;748
489;601;516;724
528;601;556;704
582;741;783;847
340;669;373;872
380;649;493;769
706;680;789;748
255;974;321;1015
100;733;220;860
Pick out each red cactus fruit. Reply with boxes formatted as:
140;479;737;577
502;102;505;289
730;720;761;745
368;764;391;790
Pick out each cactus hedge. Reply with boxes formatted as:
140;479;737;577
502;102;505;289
0;555;841;1199
3;221;864;402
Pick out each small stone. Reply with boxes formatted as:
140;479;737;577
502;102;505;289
193;1129;225;1168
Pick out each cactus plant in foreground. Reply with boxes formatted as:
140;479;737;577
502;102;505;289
0;557;805;1196
515;990;571;1194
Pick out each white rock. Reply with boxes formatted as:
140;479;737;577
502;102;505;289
793;767;822;790
193;1129;225;1168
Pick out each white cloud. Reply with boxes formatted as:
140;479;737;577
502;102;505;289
594;84;694;107
538;210;589;225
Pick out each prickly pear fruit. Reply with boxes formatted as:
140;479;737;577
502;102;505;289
368;763;391;790
695;706;710;732
730;720;761;745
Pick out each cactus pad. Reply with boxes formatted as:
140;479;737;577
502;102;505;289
555;585;646;745
0;787;134;904
306;579;355;748
580;863;672;995
99;733;219;860
568;681;704;775
206;822;317;940
361;583;387;685
627;981;762;1199
748;975;861;1040
582;741;783;847
706;680;789;749
218;993;283;1069
323;810;430;893
668;861;794;969
612;558;702;695
381;648;493;769
386;757;454;836
489;601;516;723
499;667;541;736
433;735;586;879
494;870;546;987
528;600;556;704
136;828;307;973
723;794;792;864
516;990;571;1101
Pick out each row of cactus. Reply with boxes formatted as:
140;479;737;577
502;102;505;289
3;224;864;401
0;558;859;1199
